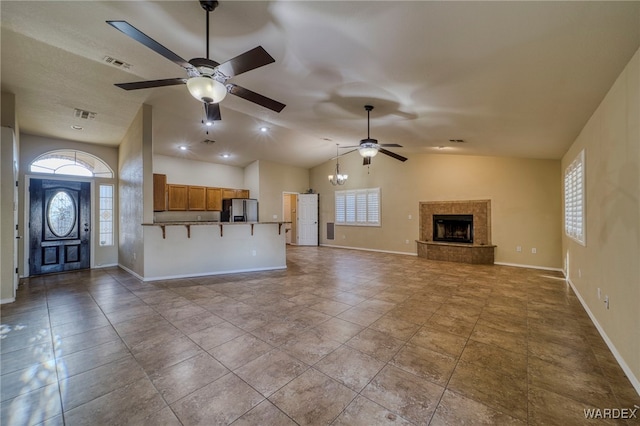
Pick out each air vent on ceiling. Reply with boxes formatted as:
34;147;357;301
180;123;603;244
103;56;131;69
449;139;465;143
74;108;97;120
202;139;216;145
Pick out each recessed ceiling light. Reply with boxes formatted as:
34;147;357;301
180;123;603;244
260;127;268;133
179;145;188;151
71;125;83;130
221;153;230;158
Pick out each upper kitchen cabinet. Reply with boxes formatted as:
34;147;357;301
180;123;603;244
188;186;207;211
206;187;222;211
222;188;250;199
167;184;188;211
153;174;167;211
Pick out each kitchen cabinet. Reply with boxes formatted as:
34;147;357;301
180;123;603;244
167;184;188;211
188;186;206;211
206;187;222;211
153;174;167;211
222;188;250;199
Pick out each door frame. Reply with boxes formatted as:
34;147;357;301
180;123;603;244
282;192;297;245
24;174;96;277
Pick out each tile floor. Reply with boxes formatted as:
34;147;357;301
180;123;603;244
1;246;638;425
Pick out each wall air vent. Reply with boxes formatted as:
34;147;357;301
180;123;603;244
103;56;131;69
74;108;97;120
202;139;216;145
449;139;465;143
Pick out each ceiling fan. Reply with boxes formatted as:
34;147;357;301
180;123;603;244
342;105;407;165
107;0;285;122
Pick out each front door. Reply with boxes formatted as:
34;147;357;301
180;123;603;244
29;179;90;275
297;193;318;246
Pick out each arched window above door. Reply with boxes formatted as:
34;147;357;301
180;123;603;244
30;150;113;178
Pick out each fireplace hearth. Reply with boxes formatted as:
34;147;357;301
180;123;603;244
433;214;473;244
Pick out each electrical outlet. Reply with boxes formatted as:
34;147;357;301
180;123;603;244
197;215;201;220
516;246;522;252
408;214;412;220
405;239;409;244
604;295;609;309
252;250;257;256
273;214;278;219
578;269;582;278
531;248;537;254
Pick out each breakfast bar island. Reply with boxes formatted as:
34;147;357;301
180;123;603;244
141;221;288;281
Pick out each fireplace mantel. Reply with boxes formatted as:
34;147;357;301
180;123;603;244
418;200;495;264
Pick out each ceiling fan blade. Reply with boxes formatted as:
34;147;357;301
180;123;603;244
331;149;358;160
363;157;372;166
107;20;193;70
227;84;285;113
380;144;403;148
115;78;186;91
204;102;222;122
378;148;408;162
216;46;275;78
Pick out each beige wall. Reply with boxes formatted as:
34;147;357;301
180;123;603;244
310;152;562;268
119;105;152;277
562;48;640;391
256;160;310;222
1;92;18;302
244;160;259;200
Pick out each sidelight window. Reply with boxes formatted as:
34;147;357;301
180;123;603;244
564;149;585;245
99;185;114;246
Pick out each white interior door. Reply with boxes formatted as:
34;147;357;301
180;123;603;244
297;193;318;246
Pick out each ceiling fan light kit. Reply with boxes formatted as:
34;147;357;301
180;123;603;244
187;76;227;104
358;140;379;158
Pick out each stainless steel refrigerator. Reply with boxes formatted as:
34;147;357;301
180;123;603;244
221;198;259;222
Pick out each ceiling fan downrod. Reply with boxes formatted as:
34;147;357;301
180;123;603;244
200;1;219;60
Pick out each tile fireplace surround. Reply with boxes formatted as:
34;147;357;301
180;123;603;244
417;200;495;264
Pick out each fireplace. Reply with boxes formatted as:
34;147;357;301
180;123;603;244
433;214;473;244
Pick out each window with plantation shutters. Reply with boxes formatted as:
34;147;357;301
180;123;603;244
564;150;585;245
335;188;380;226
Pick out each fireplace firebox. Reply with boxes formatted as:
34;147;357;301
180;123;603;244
433;214;473;244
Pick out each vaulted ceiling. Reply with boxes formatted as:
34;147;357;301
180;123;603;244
2;1;639;168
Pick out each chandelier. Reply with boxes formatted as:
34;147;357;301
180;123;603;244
328;144;348;186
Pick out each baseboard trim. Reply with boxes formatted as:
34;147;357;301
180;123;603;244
116;264;144;281
566;276;640;396
1;297;16;304
141;265;287;282
494;261;564;272
94;263;118;269
320;244;417;257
